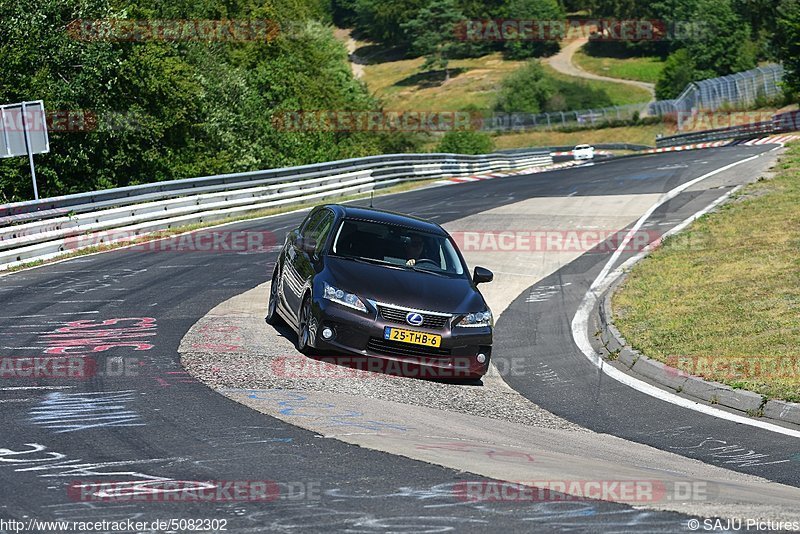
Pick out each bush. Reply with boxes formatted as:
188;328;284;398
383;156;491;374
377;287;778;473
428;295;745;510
436;130;494;154
655;49;698;100
493;60;614;114
493;61;555;113
546;79;613;111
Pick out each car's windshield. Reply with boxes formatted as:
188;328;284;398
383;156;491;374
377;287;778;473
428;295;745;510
330;218;466;276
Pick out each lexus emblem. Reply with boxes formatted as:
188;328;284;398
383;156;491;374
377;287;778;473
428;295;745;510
405;312;423;326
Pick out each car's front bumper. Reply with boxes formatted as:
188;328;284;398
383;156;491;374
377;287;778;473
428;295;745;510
311;299;492;379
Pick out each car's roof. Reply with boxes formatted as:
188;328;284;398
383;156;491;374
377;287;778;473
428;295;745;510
326;204;446;235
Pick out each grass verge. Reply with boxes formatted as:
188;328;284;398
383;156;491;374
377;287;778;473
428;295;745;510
492;122;664;149
541;64;652;106
361;52;525;111
612;141;800;402
360;47;651;111
572;47;664;84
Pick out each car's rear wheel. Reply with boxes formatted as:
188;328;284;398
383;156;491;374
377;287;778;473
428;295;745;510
296;294;316;354
265;266;282;326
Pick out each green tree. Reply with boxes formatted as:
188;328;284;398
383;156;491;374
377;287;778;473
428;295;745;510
351;0;424;48
655;49;697;99
401;0;465;81
493;61;555;113
682;0;756;76
546;79;613;111
0;0;413;202
776;0;800;98
591;0;647;18
501;0;564;59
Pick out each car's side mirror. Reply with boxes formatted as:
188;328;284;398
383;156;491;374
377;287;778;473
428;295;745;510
473;266;493;284
301;237;317;255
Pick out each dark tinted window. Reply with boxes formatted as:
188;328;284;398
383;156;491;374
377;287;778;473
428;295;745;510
300;208;327;236
331;218;465;276
307;210;335;255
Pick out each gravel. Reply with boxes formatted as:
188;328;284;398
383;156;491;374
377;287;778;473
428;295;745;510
180;284;585;431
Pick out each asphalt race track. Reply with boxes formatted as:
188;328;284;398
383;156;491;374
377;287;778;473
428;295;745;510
0;145;794;533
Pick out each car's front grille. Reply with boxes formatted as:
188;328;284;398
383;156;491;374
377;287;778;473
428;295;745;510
378;304;450;330
367;337;452;357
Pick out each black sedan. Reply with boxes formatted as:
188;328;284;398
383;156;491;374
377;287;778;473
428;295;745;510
266;204;494;379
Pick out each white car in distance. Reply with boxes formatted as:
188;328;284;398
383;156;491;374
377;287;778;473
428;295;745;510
573;144;595;161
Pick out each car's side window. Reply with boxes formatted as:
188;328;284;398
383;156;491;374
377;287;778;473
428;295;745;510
299;208;326;237
306;210;335;255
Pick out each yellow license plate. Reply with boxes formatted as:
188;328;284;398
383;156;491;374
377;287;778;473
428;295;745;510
384;327;441;347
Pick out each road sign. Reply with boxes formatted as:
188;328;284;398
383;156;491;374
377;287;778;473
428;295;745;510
0;101;49;200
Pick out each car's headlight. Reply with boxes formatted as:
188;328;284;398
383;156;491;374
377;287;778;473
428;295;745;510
454;310;493;328
323;282;367;312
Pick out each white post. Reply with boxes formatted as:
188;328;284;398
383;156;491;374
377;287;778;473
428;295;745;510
21;102;39;200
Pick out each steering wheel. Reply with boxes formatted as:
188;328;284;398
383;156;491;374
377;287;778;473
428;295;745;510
413;258;438;267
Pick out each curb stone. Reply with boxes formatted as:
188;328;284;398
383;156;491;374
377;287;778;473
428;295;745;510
595;275;800;427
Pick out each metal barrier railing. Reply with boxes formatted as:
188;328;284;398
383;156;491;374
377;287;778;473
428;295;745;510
0;150;553;269
656;109;800;147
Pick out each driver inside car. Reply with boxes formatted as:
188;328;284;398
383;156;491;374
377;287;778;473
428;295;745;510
404;234;426;266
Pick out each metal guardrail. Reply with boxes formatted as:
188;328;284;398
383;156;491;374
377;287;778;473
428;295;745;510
0;150;552;269
0;152;543;222
655;121;775;147
656;110;800;148
498;143;653;153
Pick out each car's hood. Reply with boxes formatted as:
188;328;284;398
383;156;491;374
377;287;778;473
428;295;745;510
325;256;485;313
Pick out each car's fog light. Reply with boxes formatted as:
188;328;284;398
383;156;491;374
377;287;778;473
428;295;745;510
477;353;486;364
322;327;334;340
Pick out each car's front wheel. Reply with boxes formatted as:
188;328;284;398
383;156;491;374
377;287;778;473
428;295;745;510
296;294;317;354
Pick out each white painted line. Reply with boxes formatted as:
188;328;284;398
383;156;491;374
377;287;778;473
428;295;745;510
0;386;75;391
0;311;100;319
54;300;124;303
572;153;800;438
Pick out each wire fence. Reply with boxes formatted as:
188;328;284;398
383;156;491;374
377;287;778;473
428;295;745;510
480;103;649;132
649;64;784;116
483;64;784;133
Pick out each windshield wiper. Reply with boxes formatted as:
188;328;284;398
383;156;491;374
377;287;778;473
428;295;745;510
338;255;452;277
340;255;400;268
405;263;449;277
